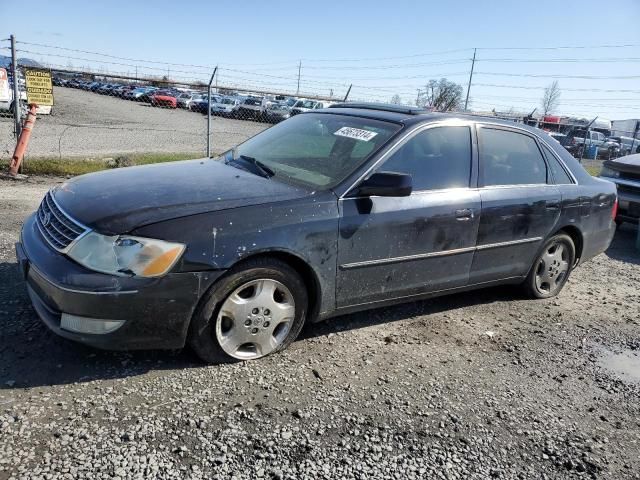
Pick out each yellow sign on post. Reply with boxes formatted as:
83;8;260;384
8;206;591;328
25;68;54;106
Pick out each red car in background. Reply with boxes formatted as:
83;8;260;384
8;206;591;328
150;90;178;108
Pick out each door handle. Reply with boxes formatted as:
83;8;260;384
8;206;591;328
455;208;474;220
545;200;560;210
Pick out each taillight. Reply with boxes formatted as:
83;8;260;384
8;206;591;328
570;138;576;145
611;198;618;220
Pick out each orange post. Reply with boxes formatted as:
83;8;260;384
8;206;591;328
8;104;38;177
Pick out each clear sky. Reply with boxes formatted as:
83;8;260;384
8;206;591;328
2;0;639;120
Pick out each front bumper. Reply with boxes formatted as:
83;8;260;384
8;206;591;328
17;214;224;350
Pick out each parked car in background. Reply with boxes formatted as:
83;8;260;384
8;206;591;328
600;153;640;227
140;88;165;103
112;85;135;98
263;102;291;123
598;137;622;160
290;99;330;116
97;84;118;95
177;92;203;109
16;103;617;363
66;79;83;89
124;87;156;101
546;132;566;143
608;136;638;157
560;128;606;156
210;96;241;116
235;96;265;120
190;94;221;113
150;90;178;108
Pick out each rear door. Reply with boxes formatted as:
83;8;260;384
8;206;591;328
470;125;561;284
337;123;481;306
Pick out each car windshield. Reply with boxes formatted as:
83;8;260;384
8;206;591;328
222;113;400;189
221;98;235;105
245;98;262;105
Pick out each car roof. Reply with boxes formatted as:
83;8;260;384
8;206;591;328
319;103;543;132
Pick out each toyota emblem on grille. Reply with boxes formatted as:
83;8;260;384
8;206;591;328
42;211;51;227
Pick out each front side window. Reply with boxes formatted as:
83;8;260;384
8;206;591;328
479;128;548;186
227;113;400;189
380;126;472;191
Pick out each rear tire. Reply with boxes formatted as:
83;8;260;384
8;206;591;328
523;234;575;299
188;257;308;363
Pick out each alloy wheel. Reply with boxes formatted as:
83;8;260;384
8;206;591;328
534;242;570;295
215;279;295;360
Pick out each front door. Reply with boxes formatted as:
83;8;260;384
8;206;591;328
337;124;480;307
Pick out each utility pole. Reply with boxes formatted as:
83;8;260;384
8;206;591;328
579;116;598;163
342;84;352;102
206;66;218;158
10;34;22;138
296;60;301;95
464;48;476;111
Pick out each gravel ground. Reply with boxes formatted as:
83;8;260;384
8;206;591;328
0;87;268;160
1;176;639;479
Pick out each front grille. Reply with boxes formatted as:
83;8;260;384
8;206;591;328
36;191;88;251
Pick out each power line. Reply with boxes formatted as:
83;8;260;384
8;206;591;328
300;60;471;70
475;72;640;80
476;43;640;51
473;83;640;93
477;57;640;63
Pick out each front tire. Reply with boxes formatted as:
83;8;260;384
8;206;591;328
188;258;308;363
523;234;575;299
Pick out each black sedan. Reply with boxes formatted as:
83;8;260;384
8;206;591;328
600;153;640;226
16;103;617;363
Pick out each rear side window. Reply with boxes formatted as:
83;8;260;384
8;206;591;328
380;126;472;191
541;143;574;184
479;128;548;186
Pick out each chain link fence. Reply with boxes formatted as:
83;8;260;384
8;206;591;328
0;64;346;165
1;44;638;169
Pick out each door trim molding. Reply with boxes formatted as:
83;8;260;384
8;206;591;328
338;236;542;270
475;236;543;251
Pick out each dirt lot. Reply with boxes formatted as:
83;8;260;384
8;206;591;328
0;87;268;160
1;176;639;479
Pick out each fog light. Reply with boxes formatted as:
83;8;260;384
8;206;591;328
60;313;125;335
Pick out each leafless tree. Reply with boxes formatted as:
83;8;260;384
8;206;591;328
541;81;561;115
390;94;402;104
416;79;463;111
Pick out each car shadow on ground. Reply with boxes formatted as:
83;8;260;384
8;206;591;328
0;261;517;391
605;224;640;265
0;226;635;390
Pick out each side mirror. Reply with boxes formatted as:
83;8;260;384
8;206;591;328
354;171;412;197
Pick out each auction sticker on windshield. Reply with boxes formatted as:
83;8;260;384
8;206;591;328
334;126;378;141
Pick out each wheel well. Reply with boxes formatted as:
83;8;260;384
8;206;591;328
237;252;321;321
555;226;583;264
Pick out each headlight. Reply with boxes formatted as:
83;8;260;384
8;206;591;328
599;166;620;179
66;232;185;278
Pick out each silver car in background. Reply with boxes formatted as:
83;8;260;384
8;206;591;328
177;92;204;109
210;96;240;116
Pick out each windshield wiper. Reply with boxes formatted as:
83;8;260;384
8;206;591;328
229;154;275;178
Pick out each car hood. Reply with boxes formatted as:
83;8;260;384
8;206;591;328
52;159;309;235
605;153;640;174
